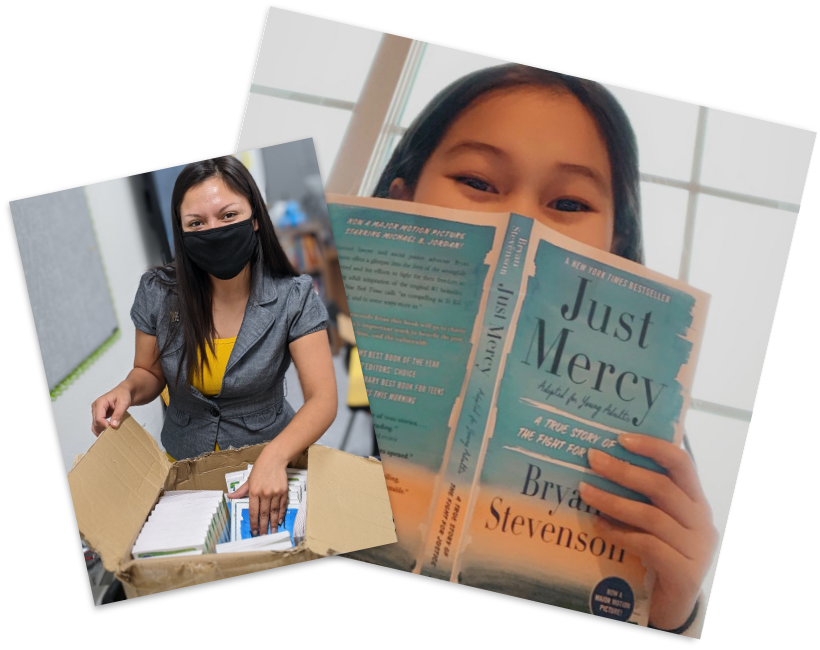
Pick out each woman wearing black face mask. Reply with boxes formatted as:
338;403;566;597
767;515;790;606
91;156;337;538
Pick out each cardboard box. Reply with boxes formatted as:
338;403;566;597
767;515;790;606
68;413;396;599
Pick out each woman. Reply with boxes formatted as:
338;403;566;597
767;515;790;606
375;63;717;633
91;156;337;538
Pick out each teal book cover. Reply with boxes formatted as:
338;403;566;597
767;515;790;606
327;195;708;625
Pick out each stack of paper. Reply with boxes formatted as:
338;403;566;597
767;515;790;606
287;468;307;503
286;468;307;544
293;494;307;545
215;531;293;554
131;490;229;560
225;464;253;494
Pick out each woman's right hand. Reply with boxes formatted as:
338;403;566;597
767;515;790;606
91;384;132;436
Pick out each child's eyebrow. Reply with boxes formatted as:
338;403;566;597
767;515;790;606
556;163;610;195
443;141;510;161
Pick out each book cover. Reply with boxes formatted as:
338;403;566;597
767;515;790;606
327;195;707;624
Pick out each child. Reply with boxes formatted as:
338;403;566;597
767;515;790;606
374;63;716;634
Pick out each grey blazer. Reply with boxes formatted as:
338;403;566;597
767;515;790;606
130;257;328;460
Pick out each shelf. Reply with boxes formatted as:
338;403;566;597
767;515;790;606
275;223;325;240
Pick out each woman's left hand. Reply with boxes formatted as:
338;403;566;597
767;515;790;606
227;445;289;536
579;433;719;631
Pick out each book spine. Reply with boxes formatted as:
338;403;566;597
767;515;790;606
417;215;532;580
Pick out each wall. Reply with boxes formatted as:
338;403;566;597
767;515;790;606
51;176;166;472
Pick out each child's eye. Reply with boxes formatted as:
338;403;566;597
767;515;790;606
550;198;591;212
455;176;498;194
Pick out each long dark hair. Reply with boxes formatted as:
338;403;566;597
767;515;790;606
374;63;644;263
158;156;297;387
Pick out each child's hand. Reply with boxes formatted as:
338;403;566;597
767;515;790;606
579;433;718;631
227;449;289;536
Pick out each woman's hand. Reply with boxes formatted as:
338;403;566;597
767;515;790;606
579;433;718;631
91;331;167;437
91;384;133;436
227;445;289;536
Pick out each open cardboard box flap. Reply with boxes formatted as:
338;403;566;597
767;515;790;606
69;413;396;595
69;414;171;573
304;444;397;556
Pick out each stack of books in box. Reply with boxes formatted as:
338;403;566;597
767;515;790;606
131;491;229;559
130;466;309;559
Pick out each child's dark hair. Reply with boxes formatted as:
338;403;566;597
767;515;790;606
373;63;644;263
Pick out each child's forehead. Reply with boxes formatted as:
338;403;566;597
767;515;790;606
438;86;610;168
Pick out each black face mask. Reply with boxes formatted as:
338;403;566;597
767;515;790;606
182;219;258;280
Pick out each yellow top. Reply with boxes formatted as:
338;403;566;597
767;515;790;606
192;336;237;397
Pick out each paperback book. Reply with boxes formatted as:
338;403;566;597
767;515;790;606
327;195;708;624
